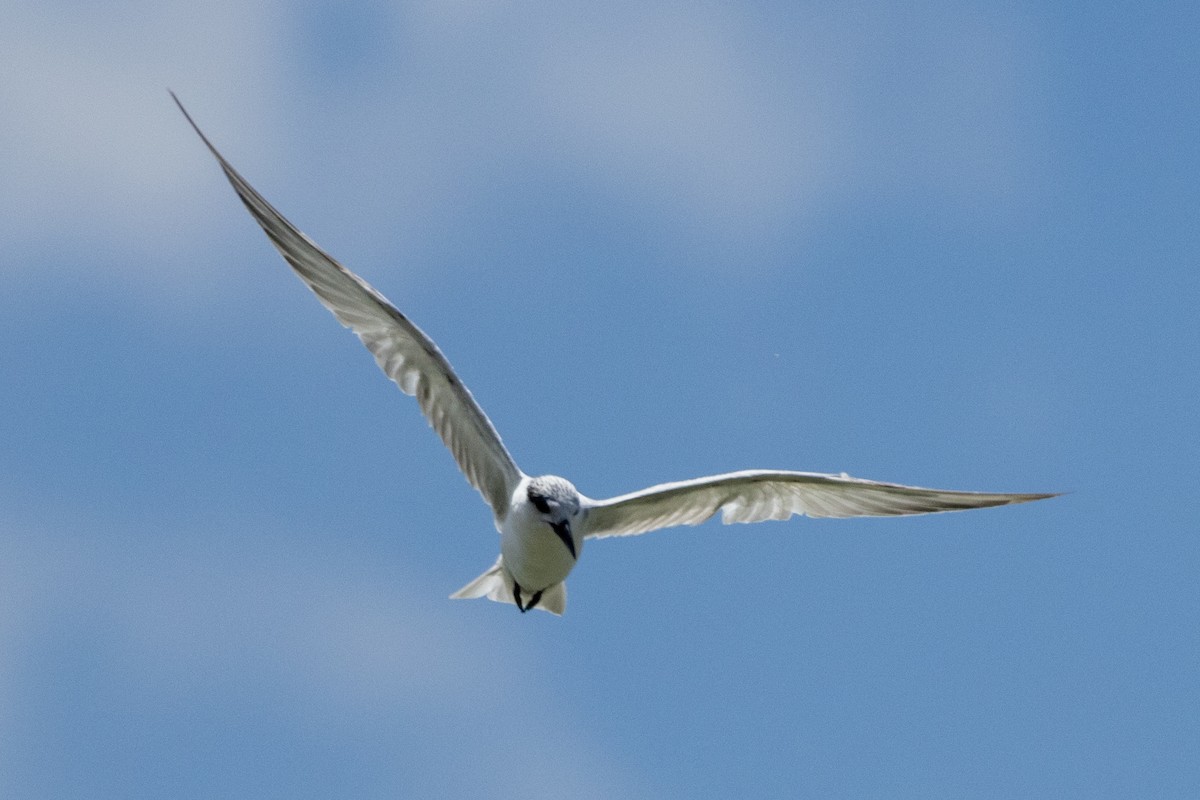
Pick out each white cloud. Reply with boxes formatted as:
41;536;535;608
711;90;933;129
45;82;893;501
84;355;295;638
531;6;849;243
0;506;651;798
0;1;1044;301
0;2;290;298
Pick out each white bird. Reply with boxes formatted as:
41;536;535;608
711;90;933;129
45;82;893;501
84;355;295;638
174;94;1057;616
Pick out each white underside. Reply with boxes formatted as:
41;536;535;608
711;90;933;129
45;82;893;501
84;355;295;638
498;495;580;592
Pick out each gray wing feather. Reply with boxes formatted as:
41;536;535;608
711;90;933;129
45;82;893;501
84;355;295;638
174;94;523;519
582;469;1056;539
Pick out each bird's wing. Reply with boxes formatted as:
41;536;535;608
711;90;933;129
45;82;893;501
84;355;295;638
174;94;523;519
581;469;1056;538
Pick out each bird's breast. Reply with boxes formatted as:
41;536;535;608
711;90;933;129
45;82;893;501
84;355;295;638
500;505;581;592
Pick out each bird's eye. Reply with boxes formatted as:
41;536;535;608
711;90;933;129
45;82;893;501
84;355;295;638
529;493;551;514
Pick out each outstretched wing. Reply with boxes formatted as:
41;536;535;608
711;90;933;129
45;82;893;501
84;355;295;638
174;93;523;519
582;469;1056;538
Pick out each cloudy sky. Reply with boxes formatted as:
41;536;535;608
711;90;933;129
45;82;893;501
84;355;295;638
2;1;1197;797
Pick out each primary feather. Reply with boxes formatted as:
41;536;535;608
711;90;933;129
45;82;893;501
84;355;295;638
582;470;1056;538
172;92;523;520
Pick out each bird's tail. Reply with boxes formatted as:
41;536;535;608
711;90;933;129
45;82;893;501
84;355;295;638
450;556;566;615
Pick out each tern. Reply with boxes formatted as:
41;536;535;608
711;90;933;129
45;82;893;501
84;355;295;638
174;94;1056;616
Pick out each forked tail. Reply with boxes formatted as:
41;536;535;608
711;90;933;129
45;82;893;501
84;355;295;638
450;556;566;615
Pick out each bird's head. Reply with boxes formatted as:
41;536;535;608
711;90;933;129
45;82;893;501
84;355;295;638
526;475;581;521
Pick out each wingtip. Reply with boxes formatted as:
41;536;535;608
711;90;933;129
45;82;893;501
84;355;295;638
169;90;226;164
1011;491;1064;505
168;88;190;121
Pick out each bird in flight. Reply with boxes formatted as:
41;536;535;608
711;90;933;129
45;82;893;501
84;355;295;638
173;93;1056;616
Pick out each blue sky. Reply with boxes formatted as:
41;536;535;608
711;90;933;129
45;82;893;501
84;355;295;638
2;1;1197;797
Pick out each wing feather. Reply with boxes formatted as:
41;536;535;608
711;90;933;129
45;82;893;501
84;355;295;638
174;94;523;518
582;470;1056;539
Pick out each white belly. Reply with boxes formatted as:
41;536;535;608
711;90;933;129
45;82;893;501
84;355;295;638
500;498;580;592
